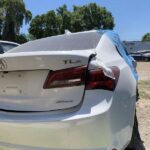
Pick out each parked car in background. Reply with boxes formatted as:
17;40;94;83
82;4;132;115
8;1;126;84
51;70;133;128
0;30;144;150
130;50;150;61
0;41;20;53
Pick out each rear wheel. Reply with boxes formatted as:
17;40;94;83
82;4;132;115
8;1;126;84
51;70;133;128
125;113;145;150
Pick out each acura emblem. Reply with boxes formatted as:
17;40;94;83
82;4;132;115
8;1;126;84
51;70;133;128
0;59;7;70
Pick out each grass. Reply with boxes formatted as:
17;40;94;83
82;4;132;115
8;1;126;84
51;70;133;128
138;80;150;99
139;90;150;99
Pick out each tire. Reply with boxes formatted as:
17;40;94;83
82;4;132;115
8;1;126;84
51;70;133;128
125;113;145;150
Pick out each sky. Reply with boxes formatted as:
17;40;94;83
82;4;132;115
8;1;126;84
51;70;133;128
21;0;150;41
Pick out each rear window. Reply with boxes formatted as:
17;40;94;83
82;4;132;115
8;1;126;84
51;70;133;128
8;31;103;53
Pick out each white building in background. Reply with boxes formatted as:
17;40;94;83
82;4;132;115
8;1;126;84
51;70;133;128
123;41;150;53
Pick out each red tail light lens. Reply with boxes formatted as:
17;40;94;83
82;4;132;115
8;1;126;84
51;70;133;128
43;66;87;89
43;66;119;91
86;67;120;91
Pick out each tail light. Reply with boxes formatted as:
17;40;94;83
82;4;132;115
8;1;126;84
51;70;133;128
43;66;86;89
43;66;120;91
85;67;120;91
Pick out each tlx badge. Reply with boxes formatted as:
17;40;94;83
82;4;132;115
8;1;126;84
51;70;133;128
63;59;81;64
0;59;7;70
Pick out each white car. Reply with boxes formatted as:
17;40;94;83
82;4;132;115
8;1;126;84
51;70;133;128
0;40;20;53
0;30;144;150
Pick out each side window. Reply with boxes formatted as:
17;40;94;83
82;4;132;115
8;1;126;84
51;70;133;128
1;43;18;53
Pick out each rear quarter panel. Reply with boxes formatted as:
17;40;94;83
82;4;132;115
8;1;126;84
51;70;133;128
95;33;137;149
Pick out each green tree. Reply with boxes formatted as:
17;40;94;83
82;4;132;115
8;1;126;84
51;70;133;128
0;0;4;39
16;33;28;44
29;5;72;39
70;6;85;32
29;3;114;39
71;3;114;32
29;15;46;39
56;4;71;34
142;33;150;41
0;0;32;42
26;34;36;41
0;12;3;39
45;10;60;36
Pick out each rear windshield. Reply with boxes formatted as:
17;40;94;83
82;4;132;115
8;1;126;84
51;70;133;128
8;31;102;53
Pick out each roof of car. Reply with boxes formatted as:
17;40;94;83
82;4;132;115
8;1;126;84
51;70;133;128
0;40;20;46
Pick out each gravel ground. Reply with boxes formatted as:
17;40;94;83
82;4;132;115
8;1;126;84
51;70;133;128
137;62;150;150
137;62;150;80
137;98;150;150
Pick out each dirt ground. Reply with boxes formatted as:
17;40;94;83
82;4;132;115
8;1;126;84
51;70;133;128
137;62;150;80
137;62;150;150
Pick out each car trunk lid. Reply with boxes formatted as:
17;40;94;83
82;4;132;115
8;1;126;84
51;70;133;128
0;50;94;112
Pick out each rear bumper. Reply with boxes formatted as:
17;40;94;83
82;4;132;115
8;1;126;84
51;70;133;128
0;90;134;150
0;142;112;150
0;110;111;150
0;112;112;150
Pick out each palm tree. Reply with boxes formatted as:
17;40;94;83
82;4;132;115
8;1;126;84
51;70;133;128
0;0;32;41
0;1;4;39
